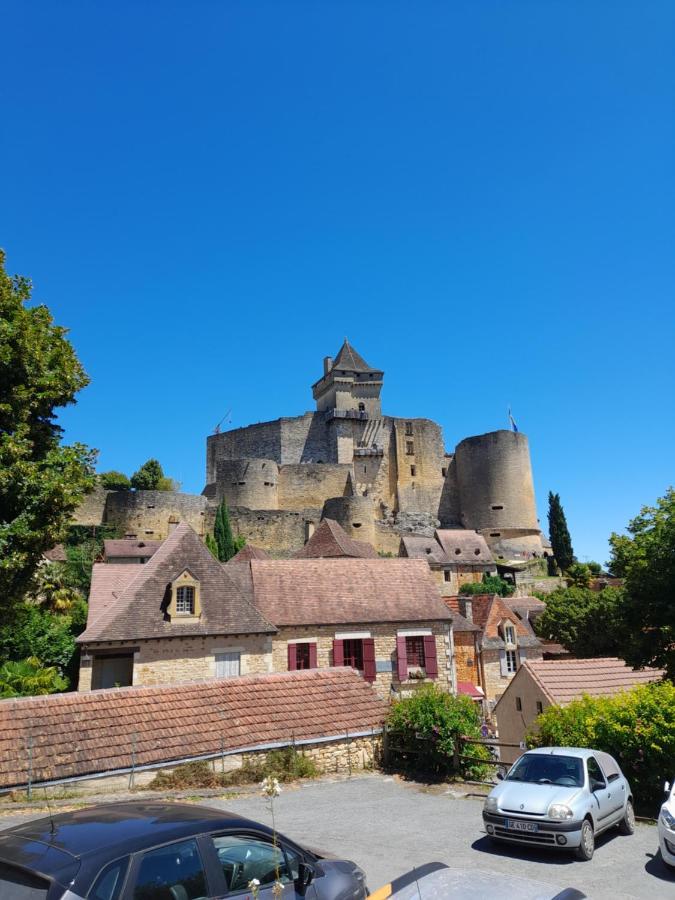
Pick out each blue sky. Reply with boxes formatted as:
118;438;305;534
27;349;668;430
2;1;673;565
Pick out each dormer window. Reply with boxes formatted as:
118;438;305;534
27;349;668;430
504;624;516;646
176;586;195;615
168;570;201;620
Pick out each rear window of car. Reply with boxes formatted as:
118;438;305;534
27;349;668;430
0;862;50;900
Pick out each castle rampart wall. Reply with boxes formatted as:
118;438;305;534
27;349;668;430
322;496;376;547
103;491;208;539
392;418;446;517
227;507;322;556
213;459;280;509
277;463;352;510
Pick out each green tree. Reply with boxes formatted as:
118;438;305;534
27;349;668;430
0;656;68;698
0;251;96;605
459;574;515;597
386;684;491;779
529;680;673;815
586;560;603;576
213;500;245;561
33;562;82;612
608;488;675;678
534;585;625;657
204;533;219;559
99;470;131;491
565;562;591;588
130;458;164;491
547;491;575;572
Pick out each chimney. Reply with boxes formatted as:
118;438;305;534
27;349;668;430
461;597;473;623
323;356;333;375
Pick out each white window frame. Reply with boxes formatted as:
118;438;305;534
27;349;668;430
505;649;518;673
504;624;516;646
214;650;242;678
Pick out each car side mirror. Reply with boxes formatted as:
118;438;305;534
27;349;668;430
496;770;505;781
591;779;605;793
295;862;315;895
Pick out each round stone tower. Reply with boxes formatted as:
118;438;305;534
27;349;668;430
214;458;279;509
454;430;538;531
321;495;376;547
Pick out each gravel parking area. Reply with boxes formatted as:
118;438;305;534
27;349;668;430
1;774;674;899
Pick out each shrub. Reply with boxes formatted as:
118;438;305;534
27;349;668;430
528;680;675;815
0;657;68;698
386;684;491;780
149;748;318;791
460;574;515;597
99;471;131;491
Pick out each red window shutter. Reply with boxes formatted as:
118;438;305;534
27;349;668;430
363;638;376;682
396;637;408;681
332;639;344;666
287;644;297;671
423;635;438;679
309;642;317;668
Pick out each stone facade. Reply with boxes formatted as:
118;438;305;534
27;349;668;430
242;734;381;776
273;621;453;699
74;490;210;542
482;646;543;706
454;630;482;685
79;634;273;691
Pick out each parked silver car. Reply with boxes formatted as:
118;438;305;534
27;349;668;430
482;747;635;860
658;778;675;868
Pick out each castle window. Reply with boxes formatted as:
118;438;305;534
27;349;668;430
455;548;461;555
406;441;414;455
444;571;451;582
490;532;501;537
176;586;195;615
358;402;365;411
410;465;416;476
491;504;504;511
405;422;413;436
474;548;481;556
364;466;367;473
442;468;447;477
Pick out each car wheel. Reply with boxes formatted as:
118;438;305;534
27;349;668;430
618;800;635;835
576;820;595;861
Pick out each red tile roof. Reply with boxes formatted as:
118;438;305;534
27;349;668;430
522;657;664;705
79;525;274;644
457;681;485;699
104;539;162;560
293;519;377;559
249;558;453;626
228;545;272;562
0;669;387;790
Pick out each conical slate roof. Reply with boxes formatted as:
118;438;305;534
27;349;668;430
332;339;377;373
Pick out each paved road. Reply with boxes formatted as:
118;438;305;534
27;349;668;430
1;774;674;899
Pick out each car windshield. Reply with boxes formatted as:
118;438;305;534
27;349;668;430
506;754;584;787
0;862;50;900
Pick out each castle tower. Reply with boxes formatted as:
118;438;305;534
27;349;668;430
311;340;384;417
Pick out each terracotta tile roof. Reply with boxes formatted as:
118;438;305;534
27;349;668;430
227;545;272;562
104;539;162;560
43;544;67;562
293;519;378;559
457;681;484;699
0;669;387;790
79;525;275;644
522;657;664;705
440;598;480;632
249;558;453;626
401;530;494;566
446;594;541;648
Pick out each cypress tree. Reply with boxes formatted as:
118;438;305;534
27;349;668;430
548;491;575;572
214;500;236;561
204;533;219;559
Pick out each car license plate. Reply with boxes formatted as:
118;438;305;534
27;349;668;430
505;819;538;832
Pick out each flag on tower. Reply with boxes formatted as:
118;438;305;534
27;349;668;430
508;407;519;433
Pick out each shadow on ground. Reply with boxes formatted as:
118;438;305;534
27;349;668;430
644;851;675;883
471;828;627;867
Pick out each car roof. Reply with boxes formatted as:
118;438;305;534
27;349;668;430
523;747;602;761
0;802;265;862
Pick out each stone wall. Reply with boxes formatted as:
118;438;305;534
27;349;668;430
393;418;446;517
278;463;352;510
72;485;111;527
242;734;381;775
321;496;376;547
454;631;480;685
482;647;543;706
79;634;273;691
227;507;322;556
104;491;209;540
273;621;453;699
214;459;280;509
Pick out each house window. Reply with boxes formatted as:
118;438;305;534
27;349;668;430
410;465;416;476
536;701;543;715
444;570;451;582
405;441;414;455
442;467;447;477
405;422;413;436
504;625;515;645
406;636;426;668
295;642;311;670
342;639;364;671
215;651;241;678
505;650;518;673
516;696;522;711
176;586;195;615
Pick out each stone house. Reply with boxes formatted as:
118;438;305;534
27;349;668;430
495;658;664;763
77;524;277;690
400;529;496;595
445;593;543;708
228;556;457;699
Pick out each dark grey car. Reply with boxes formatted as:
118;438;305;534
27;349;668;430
0;801;367;900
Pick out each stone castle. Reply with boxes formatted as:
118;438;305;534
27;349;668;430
77;341;548;560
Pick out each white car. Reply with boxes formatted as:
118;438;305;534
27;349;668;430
659;779;675;868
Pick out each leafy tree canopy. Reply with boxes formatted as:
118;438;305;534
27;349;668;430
99;470;131;491
608;488;675;678
0;656;68;698
130;459;179;492
547;491;575;572
534;585;626;657
0;250;96;604
529;680;674;815
459;573;515;597
565;562;592;588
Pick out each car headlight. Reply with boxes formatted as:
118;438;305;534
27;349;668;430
484;796;498;813
661;807;675;829
548;804;574;820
